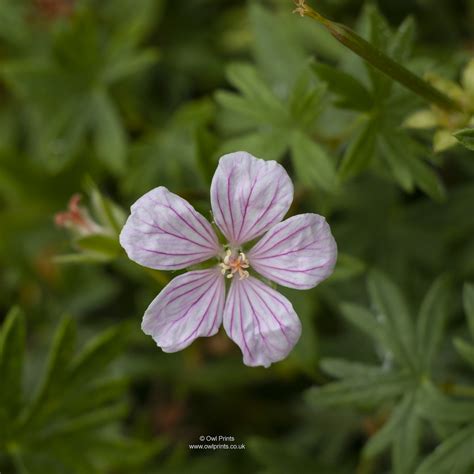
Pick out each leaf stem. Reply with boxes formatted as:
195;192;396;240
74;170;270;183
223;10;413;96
293;1;464;112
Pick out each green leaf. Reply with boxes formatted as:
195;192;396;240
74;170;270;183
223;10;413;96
39;403;128;440
306;372;413;407
463;283;474;338
311;62;373;111
389;16;416;62
75;234;121;258
454;338;474;368
289;71;326;129
402;153;446;202
69;324;129;386
363;4;393;99
415;425;474;474
454;128;474;151
214;91;272;126
340;302;387;347
339;118;377;179
217;130;289;162
379;134;414;192
392;394;421;474
367;270;416;368
417;382;474;423
290;130;338;192
92;91;127;174
103;48;158;83
54;253;114;264
23;317;77;425
330;253;366;281
0;307;25;417
299;4;461;112
249;3;306;94
320;358;382;379
289;302;318;376
416;275;451;370
363;395;412;458
87;179;126;235
194;126;218;186
225;63;288;124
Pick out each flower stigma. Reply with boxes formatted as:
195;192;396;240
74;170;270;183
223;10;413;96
219;249;250;280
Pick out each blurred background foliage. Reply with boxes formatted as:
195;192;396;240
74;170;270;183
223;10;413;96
1;0;474;472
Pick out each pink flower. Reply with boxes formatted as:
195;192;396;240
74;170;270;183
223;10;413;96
120;152;337;367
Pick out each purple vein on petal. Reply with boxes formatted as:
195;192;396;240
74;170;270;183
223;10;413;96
134;213;216;251
241;281;287;353
237;281;253;362
245;281;292;346
180;280;221;344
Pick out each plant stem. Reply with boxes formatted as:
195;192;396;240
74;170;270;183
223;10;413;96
293;1;464;112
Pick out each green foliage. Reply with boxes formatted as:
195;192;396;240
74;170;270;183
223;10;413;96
1;0;474;473
454;128;474;151
307;271;474;473
0;308;159;473
312;5;447;200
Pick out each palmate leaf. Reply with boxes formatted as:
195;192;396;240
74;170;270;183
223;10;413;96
415;425;474;474
367;270;417;369
224;63;289;125
249;3;307;96
417;381;474;423
392;393;422;474
338;117;377;179
217;61;339;193
363;394;413;458
289;70;327;130
290;130;338;193
416;275;452;371
0;312;153;473
316;272;458;471
216;130;289;162
92;91;128;175
312;62;373;111
306;371;413;407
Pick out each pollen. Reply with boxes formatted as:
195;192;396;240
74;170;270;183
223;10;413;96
219;249;250;280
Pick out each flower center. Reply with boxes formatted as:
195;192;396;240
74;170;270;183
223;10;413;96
219;249;250;280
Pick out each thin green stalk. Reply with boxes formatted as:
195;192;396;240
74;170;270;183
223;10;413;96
293;1;464;112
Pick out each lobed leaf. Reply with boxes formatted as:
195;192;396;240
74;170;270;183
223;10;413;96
338;118;377;179
454;128;474;151
290;130;338;192
416;275;452;371
367;270;416;369
415;425;474;474
306;372;413;407
312;62;373;111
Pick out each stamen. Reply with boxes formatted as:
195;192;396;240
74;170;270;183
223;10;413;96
218;250;250;280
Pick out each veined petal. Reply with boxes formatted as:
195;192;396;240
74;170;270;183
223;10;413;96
120;187;220;270
223;276;301;368
142;269;225;352
210;152;293;246
248;214;337;290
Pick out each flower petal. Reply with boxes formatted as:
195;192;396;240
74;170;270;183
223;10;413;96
142;269;225;352
223;276;301;367
248;214;337;290
210;151;293;246
120;187;220;270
